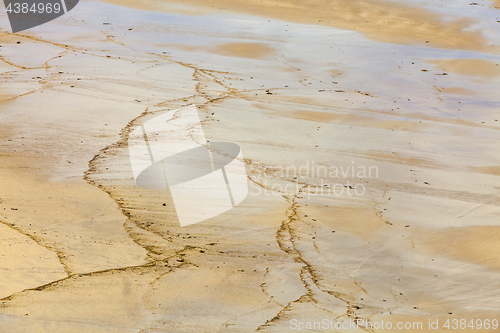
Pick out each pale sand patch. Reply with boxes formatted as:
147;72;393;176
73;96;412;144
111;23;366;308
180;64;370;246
426;59;500;78
96;0;493;52
304;196;500;317
273;109;472;138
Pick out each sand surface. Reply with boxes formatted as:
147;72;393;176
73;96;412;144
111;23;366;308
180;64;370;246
0;0;499;332
97;0;499;52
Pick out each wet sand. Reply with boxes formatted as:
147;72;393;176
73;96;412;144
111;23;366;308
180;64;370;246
97;0;496;52
0;0;499;332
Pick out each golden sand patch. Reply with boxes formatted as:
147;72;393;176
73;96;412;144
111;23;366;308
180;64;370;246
470;166;500;176
439;87;476;95
98;0;493;52
426;59;500;78
0;166;148;275
208;42;275;59
162;42;275;59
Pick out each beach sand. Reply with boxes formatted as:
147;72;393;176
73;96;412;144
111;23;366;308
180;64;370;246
0;0;499;332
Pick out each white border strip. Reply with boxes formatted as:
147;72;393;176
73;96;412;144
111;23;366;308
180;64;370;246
60;0;68;13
